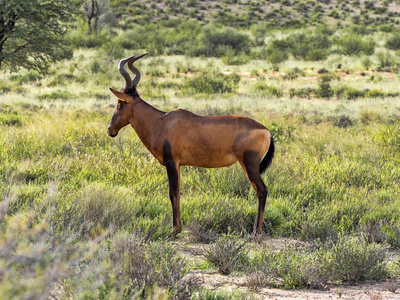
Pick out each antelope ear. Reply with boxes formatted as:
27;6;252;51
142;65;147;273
109;88;133;104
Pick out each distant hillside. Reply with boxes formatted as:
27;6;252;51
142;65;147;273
110;0;400;29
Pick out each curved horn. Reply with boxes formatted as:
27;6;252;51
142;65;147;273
118;55;137;90
127;53;148;88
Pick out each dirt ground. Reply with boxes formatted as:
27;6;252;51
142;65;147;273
179;237;400;299
188;271;400;299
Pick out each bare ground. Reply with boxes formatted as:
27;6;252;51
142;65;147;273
176;237;400;299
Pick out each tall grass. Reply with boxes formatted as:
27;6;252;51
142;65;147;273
1;24;400;296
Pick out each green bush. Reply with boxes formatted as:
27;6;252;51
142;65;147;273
182;72;240;95
376;51;395;68
315;75;334;99
117;25;168;55
327;115;354;128
317;236;387;283
385;33;400;50
47;73;77;87
0;81;13;93
288;32;331;61
283;67;305;80
361;57;372;70
0;112;22;126
336;34;375;56
100;41;126;59
222;51;251;65
193;289;253;300
9;71;42;84
250;246;320;289
254;80;283;97
341;86;365;100
248;236;387;288
109;233;187;296
204;235;247;275
37;90;73;101
289;88;313;98
68;31;110;49
188;26;251;57
366;89;386;98
305;49;330;61
265;45;288;71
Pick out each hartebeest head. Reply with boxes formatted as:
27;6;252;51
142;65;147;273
107;53;148;137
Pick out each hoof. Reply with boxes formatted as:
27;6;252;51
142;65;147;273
169;227;182;239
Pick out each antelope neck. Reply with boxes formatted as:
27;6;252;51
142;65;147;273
130;98;165;148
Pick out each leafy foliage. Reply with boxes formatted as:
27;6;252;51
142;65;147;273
0;0;74;71
182;72;240;95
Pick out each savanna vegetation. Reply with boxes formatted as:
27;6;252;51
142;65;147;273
1;0;400;299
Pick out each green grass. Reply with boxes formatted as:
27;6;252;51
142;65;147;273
2;21;400;297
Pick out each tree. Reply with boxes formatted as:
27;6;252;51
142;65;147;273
81;0;115;34
0;0;75;72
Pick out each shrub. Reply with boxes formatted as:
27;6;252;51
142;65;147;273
305;49;329;61
37;90;73;101
189;26;251;57
366;89;386;98
100;41;126;59
289;88;313;98
204;235;247;275
376;51;395;68
361;57;372;70
265;46;288;71
327;115;354;128
315;75;334;99
385;33;400;50
336;34;375;56
68;31;110;49
175;60;199;73
0;112;22;126
250;246;321;289
193;289;254;300
109;232;188;297
360;110;382;124
317;236;387;283
362;39;376;55
47;73;76;87
288;32;331;61
222;51;251;65
273;249;320;288
188;217;217;243
182;72;240;95
89;61;103;74
341;86;365;100
254;80;283;97
283;67;305;80
384;223;400;249
9;71;42;84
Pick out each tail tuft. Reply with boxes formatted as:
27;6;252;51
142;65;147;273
259;135;275;174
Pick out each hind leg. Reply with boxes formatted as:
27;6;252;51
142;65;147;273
239;152;268;236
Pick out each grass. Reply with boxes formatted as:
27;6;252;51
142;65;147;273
1;21;400;297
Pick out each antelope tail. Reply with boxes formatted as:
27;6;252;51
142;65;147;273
259;135;275;174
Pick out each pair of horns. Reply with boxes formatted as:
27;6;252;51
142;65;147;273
119;53;148;90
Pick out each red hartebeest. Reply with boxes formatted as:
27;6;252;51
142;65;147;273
107;54;275;237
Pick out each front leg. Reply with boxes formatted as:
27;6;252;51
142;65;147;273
165;159;182;234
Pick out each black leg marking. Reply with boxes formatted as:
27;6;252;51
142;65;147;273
163;140;182;234
242;151;268;236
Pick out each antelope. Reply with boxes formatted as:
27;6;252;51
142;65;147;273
107;54;275;237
